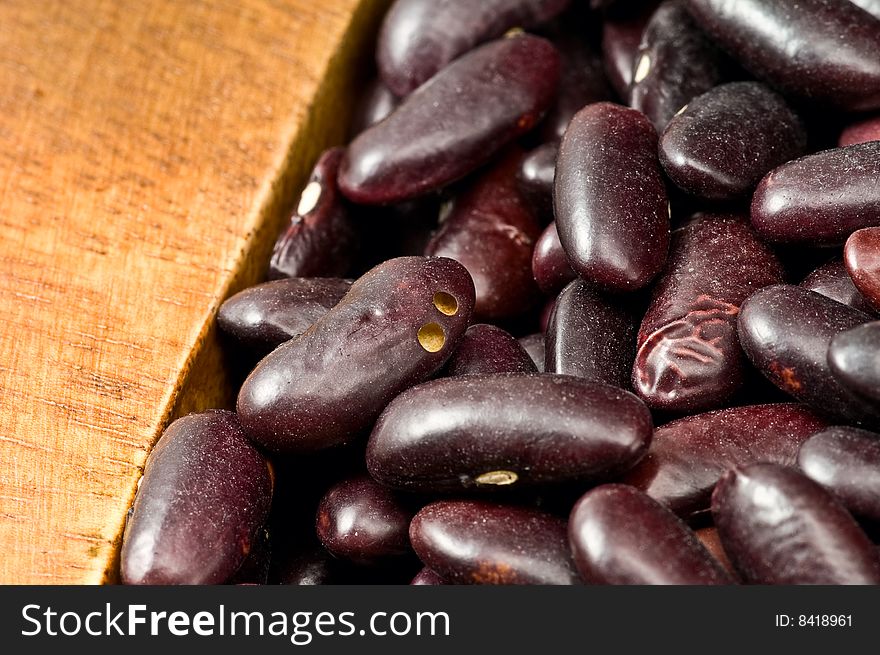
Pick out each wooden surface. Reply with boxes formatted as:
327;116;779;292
0;0;388;584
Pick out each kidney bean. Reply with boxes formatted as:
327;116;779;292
227;527;271;585
377;0;570;97
268;148;357;280
517;143;557;223
828;321;880;401
316;475;414;566
540;296;557;333
367;373;652;492
410;568;447;585
341;35;561;205
839;114;880;147
601;2;657;100
622;403;827;518
446;324;538;376
237;256;475;452
694;527;739;580
569;484;733;584
630;1;730;132
751;142;880;245
409;500;581;584
518;333;546;371
851;0;880;19
798;426;880;525
545;279;637;388
685;0;880;112
120;410;272;585
554;102;669;291
659;83;806;200
217;277;352;354
425;150;543;320
632;214;785;412
845;227;880;311
532;222;577;295
712;463;880;584
738;285;880;427
350;78;399;136
801;259;876;315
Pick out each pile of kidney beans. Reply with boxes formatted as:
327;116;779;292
119;0;880;585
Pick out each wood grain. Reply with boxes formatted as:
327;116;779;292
0;0;389;584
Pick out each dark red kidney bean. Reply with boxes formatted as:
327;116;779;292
659;83;806;200
409;500;581;585
801;259;876;315
517;143;557;223
341;35;561;205
738;285;880;427
828;321;880;401
554;102;669;291
425;150;543;320
798;426;880;524
540;295;557;334
350;78;399;136
410;568;447;585
367;373;652;492
629;0;730;132
237;256;475;453
694;527;739;581
217;278;351;354
532;222;577;295
601;2;657;100
268;148;357;279
316;476;414;566
839;114;880;147
633;214;785;412
845;227;880;311
622;403;828;518
712;463;880;584
120;410;272;585
569;485;733;585
446;324;538;376
377;0;570;97
518;333;546;372
685;0;880;112
545;279;637;388
751;142;880;245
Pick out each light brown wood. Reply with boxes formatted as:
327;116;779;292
0;0;389;584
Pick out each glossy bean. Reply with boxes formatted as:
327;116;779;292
350;78;399;136
409;500;581;585
518;333;546;372
659;82;806;200
828;321;880;401
237;256;475;452
532;222;577;295
569;484;733;584
425;150;543;320
845;227;880;311
800;259;875;315
410;568;447;585
545;279;637;388
554;102;669;291
633;214;784;412
601;2;657;100
268;148;357;279
217;277;351;354
738;285;880;426
340;35;561;205
377;0;570;97
120;411;272;585
839;114;880;147
622;403;828;518
751;142;880;245
446;324;538;376
367;373;652;492
517;142;557;223
712;463;880;584
685;0;880;111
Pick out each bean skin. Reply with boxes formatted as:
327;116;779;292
350;78;399;136
632;214;784;412
411;568;447;585
622;403;827;518
569;484;734;584
366;373;652;492
844;227;880;311
800;258;876;315
685;0;880;111
659;82;806;200
839;114;880;147
409;500;581;585
554;102;669;292
751;142;880;245
712;463;880;584
798;426;880;524
518;333;546;372
601;2;657;100
120;410;272;585
545;279;637;388
517;143;557;223
532;222;577;295
237;256;475;453
828;321;880;402
446;324;538;376
340;34;561;205
738;285;880;427
377;0;570;97
217;277;351;354
268;148;357;280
